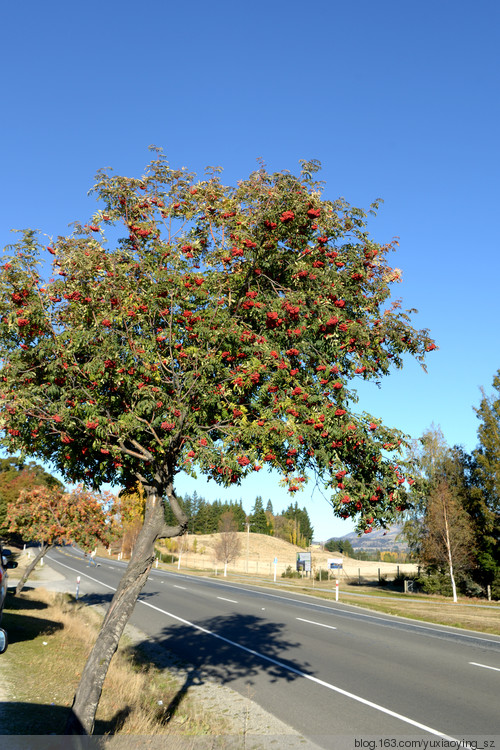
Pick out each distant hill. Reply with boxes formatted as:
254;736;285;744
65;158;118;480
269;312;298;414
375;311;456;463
330;524;408;552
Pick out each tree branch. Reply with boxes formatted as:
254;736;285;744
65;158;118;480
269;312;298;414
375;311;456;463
157;521;185;539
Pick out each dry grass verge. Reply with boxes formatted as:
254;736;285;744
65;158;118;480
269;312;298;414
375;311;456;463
248;579;500;635
336;592;500;634
0;588;226;738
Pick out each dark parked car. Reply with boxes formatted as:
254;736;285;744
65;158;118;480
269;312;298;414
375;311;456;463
0;542;18;653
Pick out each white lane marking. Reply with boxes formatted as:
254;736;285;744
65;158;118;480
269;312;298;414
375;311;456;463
49;554;500;646
43;556;466;743
469;661;500;672
174;585;186;590
217;596;238;603
297;617;336;631
49;558;116;589
212;585;500;647
138;597;461;743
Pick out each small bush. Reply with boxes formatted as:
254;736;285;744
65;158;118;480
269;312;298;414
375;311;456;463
392;571;408;585
314;569;329;581
415;571;453;597
156;551;178;564
460;576;484;599
282;565;301;579
162;538;178;553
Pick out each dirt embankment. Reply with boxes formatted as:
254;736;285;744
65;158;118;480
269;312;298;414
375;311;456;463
158;532;418;580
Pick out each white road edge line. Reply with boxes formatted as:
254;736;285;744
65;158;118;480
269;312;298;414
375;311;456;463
174;585;186;590
47;555;463;745
297;618;337;630
469;661;500;672
217;596;238;603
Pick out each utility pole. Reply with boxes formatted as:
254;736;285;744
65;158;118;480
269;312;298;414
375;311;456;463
246;522;250;573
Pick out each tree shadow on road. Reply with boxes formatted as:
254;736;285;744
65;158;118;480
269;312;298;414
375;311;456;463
125;611;309;728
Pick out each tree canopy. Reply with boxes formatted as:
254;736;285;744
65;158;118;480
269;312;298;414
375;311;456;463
7;484;113;594
0;151;435;534
7;484;113;549
0;152;436;732
0;457;63;536
474;371;500;515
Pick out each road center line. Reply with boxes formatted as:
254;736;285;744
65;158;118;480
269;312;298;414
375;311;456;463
296;617;336;630
173;585;186;590
217;596;238;603
469;661;500;672
45;555;466;744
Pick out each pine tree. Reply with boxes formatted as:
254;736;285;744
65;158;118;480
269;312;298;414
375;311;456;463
474;373;500;511
472;373;500;596
250;496;269;534
282;501;314;545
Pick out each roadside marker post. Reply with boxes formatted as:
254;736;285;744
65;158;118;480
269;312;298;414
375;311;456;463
76;576;81;601
335;579;339;602
273;557;278;582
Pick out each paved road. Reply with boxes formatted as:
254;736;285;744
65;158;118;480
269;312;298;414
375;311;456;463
47;547;500;748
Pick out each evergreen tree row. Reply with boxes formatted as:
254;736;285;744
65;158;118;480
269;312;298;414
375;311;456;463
164;492;314;546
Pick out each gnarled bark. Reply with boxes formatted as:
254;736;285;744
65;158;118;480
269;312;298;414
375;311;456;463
65;482;187;735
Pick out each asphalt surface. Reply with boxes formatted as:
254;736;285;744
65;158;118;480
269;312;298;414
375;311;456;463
43;547;500;748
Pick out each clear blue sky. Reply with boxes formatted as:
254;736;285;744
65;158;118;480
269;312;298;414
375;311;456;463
2;1;499;540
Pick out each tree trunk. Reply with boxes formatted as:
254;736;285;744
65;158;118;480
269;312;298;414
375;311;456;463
65;485;186;735
15;543;52;595
443;501;458;603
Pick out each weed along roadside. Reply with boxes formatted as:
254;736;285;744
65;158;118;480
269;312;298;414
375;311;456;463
0;551;315;744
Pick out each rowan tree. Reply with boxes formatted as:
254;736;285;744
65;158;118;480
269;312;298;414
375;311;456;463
0;151;435;733
0;457;62;535
7;484;113;594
